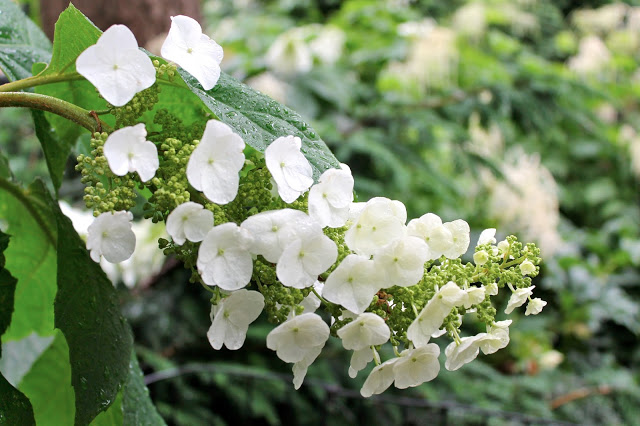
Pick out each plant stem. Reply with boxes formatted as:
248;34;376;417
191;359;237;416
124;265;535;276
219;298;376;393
0;72;83;93
0;92;107;133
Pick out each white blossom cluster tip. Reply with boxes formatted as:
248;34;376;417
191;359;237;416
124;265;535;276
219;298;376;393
77;15;224;106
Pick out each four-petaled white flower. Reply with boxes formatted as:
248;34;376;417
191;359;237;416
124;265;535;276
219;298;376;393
87;211;136;263
166;201;214;245
276;227;338;289
161;15;224;90
337;312;390;350
407;213;453;260
186;120;246;204
392;345;441;389
207;289;264;350
373;236;429;287
505;285;535;314
445;334;484;371
345;197;407;256
197;222;254;290
323;254;381;314
76;25;155;107
525;298;547;316
360;357;398;397
265;135;314;203
479;320;512;355
103;124;159;182
477;228;497;246
308;164;354;228
442;219;471;259
520;259;537;275
267;313;329;388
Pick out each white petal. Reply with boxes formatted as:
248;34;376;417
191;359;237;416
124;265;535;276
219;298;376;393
477;228;496;246
349;347;374;378
373;236;429;287
265;136;313;204
86;211;136;263
442;219;470;259
266;313;329;363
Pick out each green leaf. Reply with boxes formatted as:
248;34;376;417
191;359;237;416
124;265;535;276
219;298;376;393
31;109;68;193
0;179;56;341
0;149;11;180
0;0;51;81
0;230;35;425
17;330;75;425
90;390;123;426
122;352;166;425
178;70;339;178
52;201;134;425
34;4;106;147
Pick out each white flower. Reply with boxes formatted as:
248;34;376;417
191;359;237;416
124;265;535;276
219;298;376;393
473;250;489;265
276;228;337;289
161;15;223;90
103;124;159;182
477;228;496;245
323;254;381;314
393;344;440;389
525;298;547;316
186;120;246;204
241;209;314;263
165;202;213;245
345;197;407;256
76;25;155;107
337;313;390;350
461;286;486;309
407;213;453;260
486;282;499;296
478;320;511;355
407;282;465;347
265;28;313;76
308;164;354;228
360;358;398;397
309;26;345;65
520;259;536;275
265;136;314;203
445;334;484;371
442;219;470;259
207;289;264;350
197;223;254;290
86;211;136;263
373;236;429;287
266;313;329;363
505;286;535;314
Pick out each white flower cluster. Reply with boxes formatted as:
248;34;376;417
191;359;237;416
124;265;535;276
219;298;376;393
78;16;545;396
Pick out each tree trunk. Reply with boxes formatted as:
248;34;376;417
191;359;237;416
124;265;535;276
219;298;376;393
40;0;202;47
